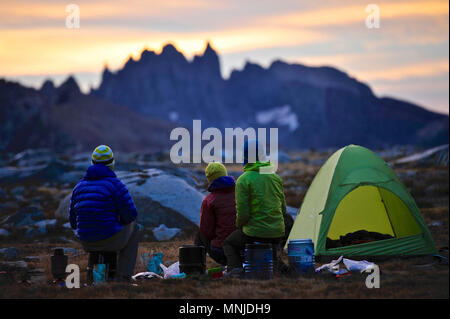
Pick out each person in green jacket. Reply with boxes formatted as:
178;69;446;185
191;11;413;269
222;139;286;277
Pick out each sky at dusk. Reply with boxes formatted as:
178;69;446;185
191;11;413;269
0;0;448;114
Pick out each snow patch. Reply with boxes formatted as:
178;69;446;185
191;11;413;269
256;105;299;132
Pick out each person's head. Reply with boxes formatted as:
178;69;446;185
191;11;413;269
205;162;227;183
91;145;115;170
243;139;266;165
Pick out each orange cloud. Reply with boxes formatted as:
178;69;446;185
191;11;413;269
0;26;326;75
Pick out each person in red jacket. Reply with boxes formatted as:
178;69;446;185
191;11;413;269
194;162;236;266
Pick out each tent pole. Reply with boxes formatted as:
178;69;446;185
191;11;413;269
377;187;397;238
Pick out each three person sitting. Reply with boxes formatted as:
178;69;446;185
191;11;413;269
69;141;286;280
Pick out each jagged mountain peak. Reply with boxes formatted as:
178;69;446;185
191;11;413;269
101;64;114;78
161;43;178;53
160;43;186;60
140;48;156;61
40;79;55;92
55;75;81;104
203;41;217;56
192;41;221;79
58;75;80;93
39;79;56;101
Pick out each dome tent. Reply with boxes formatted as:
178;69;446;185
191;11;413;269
285;145;437;257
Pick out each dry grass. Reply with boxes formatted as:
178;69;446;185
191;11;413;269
1;237;448;299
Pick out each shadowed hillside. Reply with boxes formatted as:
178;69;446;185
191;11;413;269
0;78;175;153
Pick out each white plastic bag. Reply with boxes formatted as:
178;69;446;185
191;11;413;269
160;261;180;279
315;256;343;273
343;258;375;273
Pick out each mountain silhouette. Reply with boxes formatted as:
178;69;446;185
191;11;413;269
0;42;448;153
92;42;449;149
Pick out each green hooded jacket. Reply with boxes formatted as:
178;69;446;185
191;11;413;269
235;161;286;238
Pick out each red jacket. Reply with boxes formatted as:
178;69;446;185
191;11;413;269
199;176;237;248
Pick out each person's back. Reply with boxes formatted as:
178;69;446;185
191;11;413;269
235;161;285;239
202;176;236;248
70;163;137;242
195;162;236;265
222;140;286;276
69;145;138;281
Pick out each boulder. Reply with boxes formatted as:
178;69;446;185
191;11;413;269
55;196;71;220
276;150;291;164
52;247;77;256
0;260;28;269
33;219;57;234
152;224;181;241
0;228;10;237
0;153;12;168
0;201;19;214
25;219;57;237
59;171;85;185
0;159;72;186
25;228;39;238
0;247;18;260
1;206;44;227
9;148;55;167
11;186;25;202
286;206;299;220
0;188;6;200
117;169;203;226
28;268;47;284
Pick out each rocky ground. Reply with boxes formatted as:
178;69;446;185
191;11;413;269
0;146;448;298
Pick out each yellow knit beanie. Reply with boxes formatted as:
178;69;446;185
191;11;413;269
205;162;227;183
91;145;115;170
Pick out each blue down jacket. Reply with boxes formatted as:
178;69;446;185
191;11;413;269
69;164;137;242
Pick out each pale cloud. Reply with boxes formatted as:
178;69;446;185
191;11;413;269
289;50;448;75
355;60;449;81
0;0;217;21
265;1;449;28
289;53;448;85
372;77;449;114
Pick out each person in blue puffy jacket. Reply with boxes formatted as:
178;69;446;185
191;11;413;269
69;145;138;281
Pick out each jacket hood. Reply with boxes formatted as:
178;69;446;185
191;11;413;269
243;139;267;165
84;164;116;180
208;175;236;192
243;161;274;173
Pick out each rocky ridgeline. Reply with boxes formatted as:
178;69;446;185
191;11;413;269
92;43;449;149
